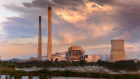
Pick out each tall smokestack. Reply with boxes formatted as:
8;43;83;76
109;40;127;62
38;16;42;61
47;5;52;60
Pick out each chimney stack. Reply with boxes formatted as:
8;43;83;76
47;5;52;61
38;16;42;61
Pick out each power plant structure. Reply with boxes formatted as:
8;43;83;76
47;5;52;61
85;55;100;62
109;40;127;62
37;16;42;61
66;45;85;61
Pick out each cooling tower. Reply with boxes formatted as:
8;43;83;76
109;40;127;62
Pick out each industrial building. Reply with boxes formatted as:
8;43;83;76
52;52;67;61
85;55;100;62
53;56;67;62
109;40;127;62
66;45;85;61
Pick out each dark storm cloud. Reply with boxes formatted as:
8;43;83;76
113;0;140;43
23;0;84;8
88;0;114;5
53;0;84;5
23;0;115;9
4;0;140;44
23;0;51;8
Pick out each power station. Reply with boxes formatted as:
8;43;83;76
109;40;127;62
30;5;134;63
36;5;127;62
0;3;138;63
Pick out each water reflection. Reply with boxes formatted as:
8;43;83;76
22;76;29;79
52;77;97;79
32;76;39;79
0;75;102;79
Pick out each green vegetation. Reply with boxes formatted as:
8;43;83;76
0;60;94;68
97;61;140;71
1;61;140;71
1;69;140;79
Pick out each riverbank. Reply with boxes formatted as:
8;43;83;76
1;61;140;72
15;66;140;74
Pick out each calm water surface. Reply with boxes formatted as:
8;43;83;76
0;75;104;79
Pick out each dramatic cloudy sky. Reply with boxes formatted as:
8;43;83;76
0;0;140;60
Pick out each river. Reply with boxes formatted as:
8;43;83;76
0;75;104;79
